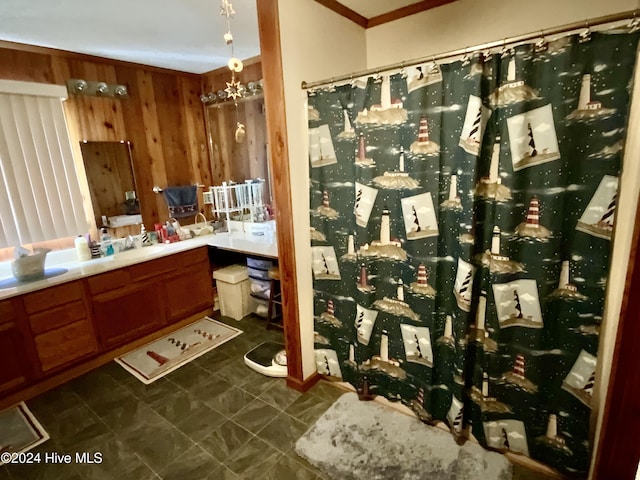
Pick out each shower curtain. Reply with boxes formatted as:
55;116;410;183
308;30;639;475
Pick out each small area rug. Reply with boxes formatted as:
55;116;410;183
0;402;49;465
116;316;242;384
295;392;512;480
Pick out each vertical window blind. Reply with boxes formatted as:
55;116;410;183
0;80;89;248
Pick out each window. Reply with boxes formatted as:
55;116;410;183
0;80;90;249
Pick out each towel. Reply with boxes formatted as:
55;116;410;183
162;185;198;218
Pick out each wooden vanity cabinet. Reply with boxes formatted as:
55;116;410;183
90;280;166;349
0;299;34;395
0;245;214;406
165;247;213;322
22;281;98;375
88;246;212;349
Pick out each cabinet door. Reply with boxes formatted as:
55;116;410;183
92;283;165;349
0;322;32;395
166;262;213;322
34;320;97;373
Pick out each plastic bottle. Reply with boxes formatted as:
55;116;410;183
74;235;91;261
100;227;114;256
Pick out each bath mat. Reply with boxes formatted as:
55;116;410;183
115;317;242;384
0;402;49;465
295;392;512;480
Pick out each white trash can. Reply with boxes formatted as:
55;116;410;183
213;264;251;320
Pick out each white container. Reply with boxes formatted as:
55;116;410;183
213;265;251;320
74;235;91;261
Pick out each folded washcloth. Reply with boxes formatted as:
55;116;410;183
162;185;198;218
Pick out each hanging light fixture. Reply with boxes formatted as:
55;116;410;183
219;0;246;143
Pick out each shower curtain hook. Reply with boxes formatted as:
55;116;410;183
535;30;548;52
429;56;439;73
499;39;509;58
399;61;408;78
629;14;640;32
461;47;471;66
579;23;592;43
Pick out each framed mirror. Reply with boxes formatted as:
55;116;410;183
80;140;141;228
205;95;272;207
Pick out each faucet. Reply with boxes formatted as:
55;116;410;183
123;235;136;250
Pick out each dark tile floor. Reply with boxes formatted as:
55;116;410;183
1;313;553;480
1;315;338;480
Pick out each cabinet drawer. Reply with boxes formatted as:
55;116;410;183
87;269;131;295
248;267;270;280
29;300;87;335
129;255;180;282
35;320;97;373
247;257;275;270
23;281;83;314
0;299;17;325
179;247;208;268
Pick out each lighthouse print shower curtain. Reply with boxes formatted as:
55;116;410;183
308;30;639;475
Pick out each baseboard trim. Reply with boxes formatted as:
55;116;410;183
287;372;320;392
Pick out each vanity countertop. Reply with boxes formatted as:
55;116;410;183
0;231;278;301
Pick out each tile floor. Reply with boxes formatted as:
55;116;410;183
0;314;553;480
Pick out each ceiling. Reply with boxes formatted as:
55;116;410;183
0;0;453;74
0;0;261;74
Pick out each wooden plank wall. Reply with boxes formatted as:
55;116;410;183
0;46;211;235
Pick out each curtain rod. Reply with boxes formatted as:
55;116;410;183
301;9;640;90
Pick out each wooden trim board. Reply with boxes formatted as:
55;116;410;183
287;372;321;393
311;0;458;28
256;0;306;388
311;0;368;28
592;193;640;478
367;0;458;28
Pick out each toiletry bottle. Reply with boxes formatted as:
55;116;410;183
74;235;91;261
166;220;176;237
154;223;163;243
100;227;114;256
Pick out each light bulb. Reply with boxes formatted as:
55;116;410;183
74;80;88;92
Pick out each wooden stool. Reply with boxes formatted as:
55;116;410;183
266;266;283;330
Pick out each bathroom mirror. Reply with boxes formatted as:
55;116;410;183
80;140;141;228
205;95;272;206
